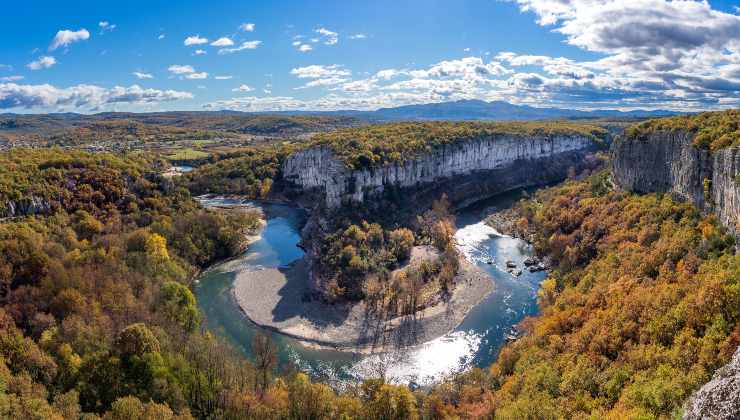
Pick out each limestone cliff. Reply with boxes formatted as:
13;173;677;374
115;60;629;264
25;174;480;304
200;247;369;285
283;134;599;208
612;131;740;238
283;133;602;295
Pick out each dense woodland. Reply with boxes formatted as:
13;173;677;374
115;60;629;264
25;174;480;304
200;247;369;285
317;195;459;305
0;114;359;148
1;113;738;419
625;109;740;151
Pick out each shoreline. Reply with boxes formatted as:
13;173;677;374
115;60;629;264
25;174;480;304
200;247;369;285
231;254;494;353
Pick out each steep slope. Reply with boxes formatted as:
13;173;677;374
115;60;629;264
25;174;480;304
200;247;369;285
283;122;606;208
612;110;740;239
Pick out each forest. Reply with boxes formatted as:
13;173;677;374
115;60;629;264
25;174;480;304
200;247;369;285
0;112;738;419
625;110;740;151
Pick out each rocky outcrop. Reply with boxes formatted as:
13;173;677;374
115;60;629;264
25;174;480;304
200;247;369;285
683;347;740;420
283;134;600;208
612;131;740;239
0;196;51;218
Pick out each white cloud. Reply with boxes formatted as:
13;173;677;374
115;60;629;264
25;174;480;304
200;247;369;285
0;83;193;110
315;27;339;45
218;40;262;54
49;29;90;51
232;84;253;92
349;34;367;40
291;65;351;89
240;23;255;32
168;64;195;75
291;64;351;79
158;34;165;40
194;49;207;55
186;72;208;80
210;37;234;47
27;56;57;70
375;69;403;80
184;35;208;46
296;77;350;89
0;76;23;82
214;75;233;80
99;21;116;33
167;65;207;80
297;44;312;52
409;57;511;79
132;72;153;79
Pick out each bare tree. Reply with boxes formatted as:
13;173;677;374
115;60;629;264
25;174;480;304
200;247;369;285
251;331;278;397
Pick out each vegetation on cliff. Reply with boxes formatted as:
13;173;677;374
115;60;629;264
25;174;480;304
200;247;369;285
180;144;294;197
625;109;740;151
421;173;739;418
311;121;607;169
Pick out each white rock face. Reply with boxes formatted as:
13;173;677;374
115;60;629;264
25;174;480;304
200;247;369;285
283;135;596;207
612;131;740;239
683;346;740;420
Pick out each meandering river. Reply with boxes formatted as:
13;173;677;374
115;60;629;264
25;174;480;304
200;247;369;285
195;189;547;386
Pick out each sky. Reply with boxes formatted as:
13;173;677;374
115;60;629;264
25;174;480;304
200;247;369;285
1;0;739;113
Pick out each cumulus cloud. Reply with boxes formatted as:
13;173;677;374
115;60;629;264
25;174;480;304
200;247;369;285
158;34;166;40
240;23;255;32
132;72;153;79
194;49;207;55
291;64;351;79
184;35;208;46
214;75;233;80
349;33;367;40
210;37;234;47
186;72;208;79
27;56;56;70
409;57;511;79
0;83;192;110
218;40;262;54
515;1;740;73
49;29;90;51
232;84;253;92
0;76;23;82
167;64;208;80
297;43;312;52
168;64;195;75
315;27;339;45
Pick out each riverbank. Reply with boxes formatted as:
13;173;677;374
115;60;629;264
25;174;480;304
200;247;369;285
231;253;493;353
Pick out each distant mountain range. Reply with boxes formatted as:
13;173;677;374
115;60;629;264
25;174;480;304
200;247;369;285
269;99;682;121
1;100;683;123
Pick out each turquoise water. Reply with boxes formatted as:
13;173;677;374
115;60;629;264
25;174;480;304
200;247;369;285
195;190;546;385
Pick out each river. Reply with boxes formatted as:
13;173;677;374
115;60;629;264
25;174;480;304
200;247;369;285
195;189;546;386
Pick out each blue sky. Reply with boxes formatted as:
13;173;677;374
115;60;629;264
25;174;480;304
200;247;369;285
1;0;739;113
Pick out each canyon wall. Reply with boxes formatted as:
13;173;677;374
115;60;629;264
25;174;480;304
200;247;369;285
283;134;599;209
283;134;602;295
612;131;740;238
